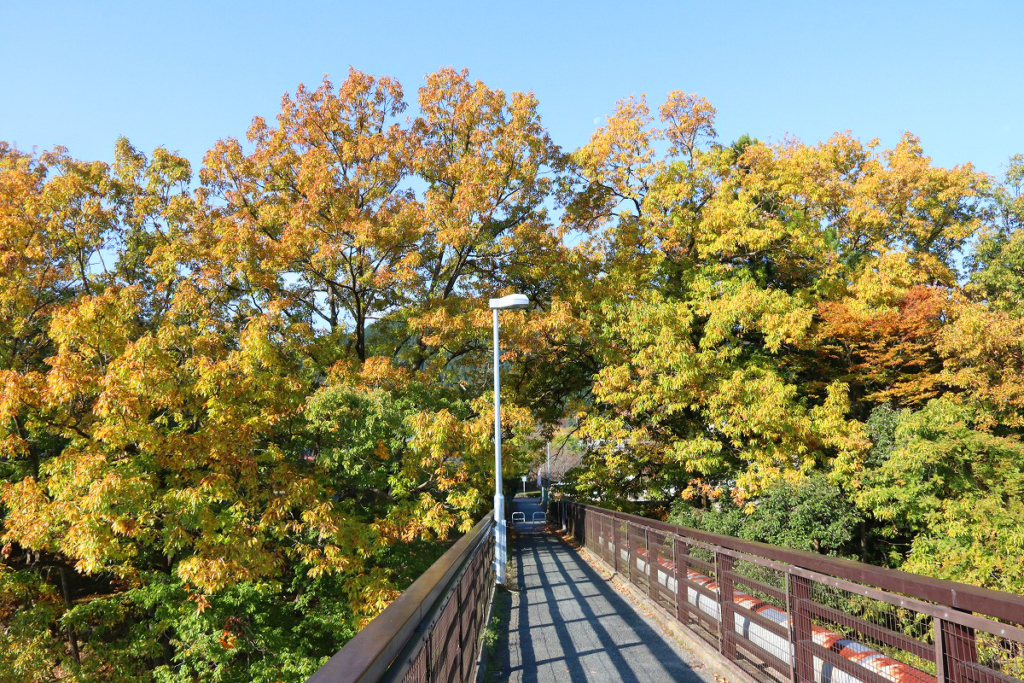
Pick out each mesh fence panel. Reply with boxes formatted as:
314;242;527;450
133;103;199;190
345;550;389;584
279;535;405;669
563;503;1024;683
648;528;675;613
401;646;428;683
385;531;494;683
804;581;935;683
727;560;792;683
679;542;721;647
942;616;1024;683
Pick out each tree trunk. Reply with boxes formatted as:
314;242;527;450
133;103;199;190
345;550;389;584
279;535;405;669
58;567;81;665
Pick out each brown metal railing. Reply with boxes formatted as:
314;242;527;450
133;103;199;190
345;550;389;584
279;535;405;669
307;516;495;683
561;501;1024;683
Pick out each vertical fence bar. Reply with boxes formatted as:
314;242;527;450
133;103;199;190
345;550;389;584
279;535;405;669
604;514;612;564
784;572;797;683
583;506;589;548
632;523;641;590
788;573;814;683
599;513;606;562
939;615;979;683
645;528;653;598
715;551;736;659
590;511;596;553
622;520;630;585
608;516;615;572
583;507;588;547
591;511;597;553
610;518;618;577
675;537;690;625
933;617;947;683
456;580;464;683
424;613;433;683
580;505;585;546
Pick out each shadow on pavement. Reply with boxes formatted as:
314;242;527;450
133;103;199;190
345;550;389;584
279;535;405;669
496;498;707;683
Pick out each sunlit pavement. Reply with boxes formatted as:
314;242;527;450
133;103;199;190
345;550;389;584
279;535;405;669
496;497;712;683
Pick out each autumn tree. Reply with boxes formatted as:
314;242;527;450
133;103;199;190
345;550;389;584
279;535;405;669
0;68;562;682
3;68;1024;683
555;91;1004;580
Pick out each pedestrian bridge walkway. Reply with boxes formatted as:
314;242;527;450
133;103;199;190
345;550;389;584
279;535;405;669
307;499;1024;683
496;497;709;683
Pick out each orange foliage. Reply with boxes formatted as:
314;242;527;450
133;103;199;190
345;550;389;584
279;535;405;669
817;286;949;407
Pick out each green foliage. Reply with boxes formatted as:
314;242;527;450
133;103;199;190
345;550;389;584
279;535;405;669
864;403;900;468
855;399;1024;590
670;475;864;556
967;156;1024;313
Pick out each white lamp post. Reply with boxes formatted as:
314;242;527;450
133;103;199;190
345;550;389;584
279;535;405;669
545;440;550;504
490;293;529;584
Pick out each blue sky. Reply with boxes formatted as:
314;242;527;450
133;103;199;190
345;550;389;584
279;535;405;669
2;0;1022;181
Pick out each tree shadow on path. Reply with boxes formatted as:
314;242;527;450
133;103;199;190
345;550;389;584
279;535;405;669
497;499;707;683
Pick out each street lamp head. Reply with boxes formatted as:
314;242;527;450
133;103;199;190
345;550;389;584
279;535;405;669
489;293;530;310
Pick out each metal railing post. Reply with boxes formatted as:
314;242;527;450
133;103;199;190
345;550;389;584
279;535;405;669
675;538;691;627
456;580;465;683
610;520;618;573
788;573;814;683
645;528;653;598
784;572;797;683
937;615;978;683
626;522;634;585
604;514;612;564
425;617;434;683
714;551;736;659
933;617;947;683
581;505;587;546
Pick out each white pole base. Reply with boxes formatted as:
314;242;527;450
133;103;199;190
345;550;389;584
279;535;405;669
494;493;506;584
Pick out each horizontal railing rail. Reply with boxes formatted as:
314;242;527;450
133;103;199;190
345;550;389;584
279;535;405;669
561;501;1024;683
307;516;495;683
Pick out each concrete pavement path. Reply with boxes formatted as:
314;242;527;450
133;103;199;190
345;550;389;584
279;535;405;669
495;497;712;683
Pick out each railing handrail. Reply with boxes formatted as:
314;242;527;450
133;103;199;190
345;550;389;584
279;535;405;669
308;515;495;683
565;501;1024;625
